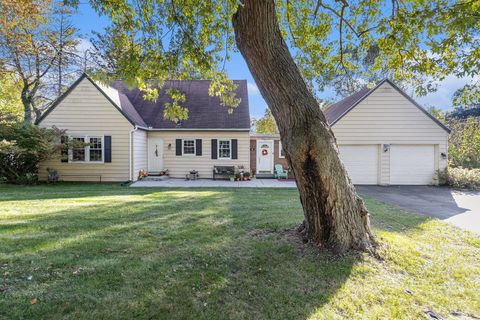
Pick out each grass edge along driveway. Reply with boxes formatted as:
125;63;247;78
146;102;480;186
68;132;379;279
0;183;479;319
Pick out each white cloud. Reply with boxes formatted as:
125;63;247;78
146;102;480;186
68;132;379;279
415;75;480;110
247;82;260;95
75;38;94;54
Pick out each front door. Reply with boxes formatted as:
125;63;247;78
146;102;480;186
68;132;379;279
148;138;164;172
257;140;274;173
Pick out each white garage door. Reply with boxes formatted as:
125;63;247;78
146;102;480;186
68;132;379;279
390;145;435;185
338;145;379;185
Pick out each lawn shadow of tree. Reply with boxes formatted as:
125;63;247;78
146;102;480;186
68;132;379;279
0;184;435;319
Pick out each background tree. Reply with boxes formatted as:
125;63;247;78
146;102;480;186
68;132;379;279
253;108;278;134
74;0;480;253
449;86;480;119
427;105;480;169
448;117;480;169
0;72;23;123
0;0;80;123
427;106;446;123
50;3;81;96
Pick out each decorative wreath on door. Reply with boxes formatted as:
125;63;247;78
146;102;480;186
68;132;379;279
262;149;268;156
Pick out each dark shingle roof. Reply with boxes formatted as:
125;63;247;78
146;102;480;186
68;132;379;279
36;74;250;130
110;80;250;129
117;92;148;127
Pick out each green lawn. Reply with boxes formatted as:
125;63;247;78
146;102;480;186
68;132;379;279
0;183;479;319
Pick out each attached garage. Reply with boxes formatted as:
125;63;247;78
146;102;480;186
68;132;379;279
338;145;379;185
323;79;450;185
390;145;435;185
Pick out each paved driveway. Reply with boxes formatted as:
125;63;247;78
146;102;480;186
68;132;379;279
357;185;480;235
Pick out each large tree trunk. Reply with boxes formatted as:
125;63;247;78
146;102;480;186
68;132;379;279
233;0;375;253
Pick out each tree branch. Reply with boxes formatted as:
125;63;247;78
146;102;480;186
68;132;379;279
314;0;359;38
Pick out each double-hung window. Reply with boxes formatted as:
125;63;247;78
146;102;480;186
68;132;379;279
182;139;195;155
218;139;231;159
69;135;104;163
71;137;86;162
89;137;103;161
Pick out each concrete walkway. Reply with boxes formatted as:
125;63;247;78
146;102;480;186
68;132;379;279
131;178;297;188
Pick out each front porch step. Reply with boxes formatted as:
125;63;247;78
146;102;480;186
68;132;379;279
255;173;275;179
142;175;169;181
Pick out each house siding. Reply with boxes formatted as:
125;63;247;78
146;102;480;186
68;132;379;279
148;131;250;179
332;81;448;185
133;129;148;181
38;77;133;182
273;140;289;170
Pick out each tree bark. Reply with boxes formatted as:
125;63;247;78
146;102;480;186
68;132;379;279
232;0;375;253
21;85;33;123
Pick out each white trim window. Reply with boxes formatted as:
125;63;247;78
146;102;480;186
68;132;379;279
89;137;103;162
71;137;86;162
69;135;104;163
218;139;231;159
279;141;285;158
182;139;195;155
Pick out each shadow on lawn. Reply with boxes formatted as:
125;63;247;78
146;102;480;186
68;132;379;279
0;185;431;319
0;182;143;202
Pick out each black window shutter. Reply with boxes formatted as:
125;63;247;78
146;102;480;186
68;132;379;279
211;139;217;159
196;139;202;156
176;139;182;156
104;136;112;163
60;136;68;162
232;139;238;159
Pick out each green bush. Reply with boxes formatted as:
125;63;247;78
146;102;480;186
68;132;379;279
439;167;480;190
0;122;64;184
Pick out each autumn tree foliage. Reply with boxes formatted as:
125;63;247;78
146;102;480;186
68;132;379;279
0;0;80;123
253;109;278;134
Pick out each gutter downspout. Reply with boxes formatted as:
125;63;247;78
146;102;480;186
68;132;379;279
129;126;138;181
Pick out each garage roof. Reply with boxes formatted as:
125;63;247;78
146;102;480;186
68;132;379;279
324;79;451;133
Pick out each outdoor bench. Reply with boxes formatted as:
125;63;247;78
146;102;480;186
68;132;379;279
213;166;235;180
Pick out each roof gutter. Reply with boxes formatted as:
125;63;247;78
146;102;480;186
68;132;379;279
134;126;251;131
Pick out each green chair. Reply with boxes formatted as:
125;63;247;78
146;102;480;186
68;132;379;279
274;164;289;179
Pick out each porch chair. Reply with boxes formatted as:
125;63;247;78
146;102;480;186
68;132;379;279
274;164;289;180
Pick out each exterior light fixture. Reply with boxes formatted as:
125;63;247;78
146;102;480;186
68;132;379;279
383;144;390;152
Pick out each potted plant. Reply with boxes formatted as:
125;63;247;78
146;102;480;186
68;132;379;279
229;175;235;182
244;172;251;181
235;173;241;181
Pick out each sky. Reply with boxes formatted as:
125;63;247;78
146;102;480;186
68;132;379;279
71;3;469;119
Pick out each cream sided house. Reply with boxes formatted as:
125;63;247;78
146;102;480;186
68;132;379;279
37;74;449;185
